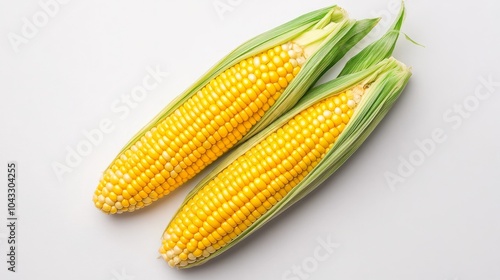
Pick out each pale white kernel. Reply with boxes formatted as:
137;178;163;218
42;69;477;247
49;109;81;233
253;57;261;67
120;154;127;161
162;151;171;161
282;43;289;51
173;256;180;265
123;173;132;183
188;253;196;260
323;110;332;118
145;131;153;138
143;197;152;204
290;58;298;67
173;246;182;254
347;100;356;108
288;50;296;58
166;250;174;259
334;107;342;115
352;86;364;95
248;73;256;83
168;260;175;267
115;202;123;209
317;115;326;123
175;109;182;116
202;250;210;257
163;232;170;240
117;195;123;202
296;57;305;65
105;197;114;205
180;261;188;267
98;195;105;203
170;171;178;178
131;145;138;152
207;246;215;253
106;183;113;191
293;44;302;53
354;94;362;103
115;170;123;177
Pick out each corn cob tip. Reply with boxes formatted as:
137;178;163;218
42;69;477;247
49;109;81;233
294;7;350;58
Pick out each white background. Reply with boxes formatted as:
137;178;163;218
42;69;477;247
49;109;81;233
1;0;499;279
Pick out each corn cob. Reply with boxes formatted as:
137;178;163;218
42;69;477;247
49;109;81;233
160;6;411;268
93;7;379;214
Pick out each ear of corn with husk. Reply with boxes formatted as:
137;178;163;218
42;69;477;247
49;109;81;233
160;5;411;268
93;6;379;214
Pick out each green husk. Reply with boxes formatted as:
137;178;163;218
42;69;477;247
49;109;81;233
170;4;411;268
112;6;378;164
339;1;405;76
